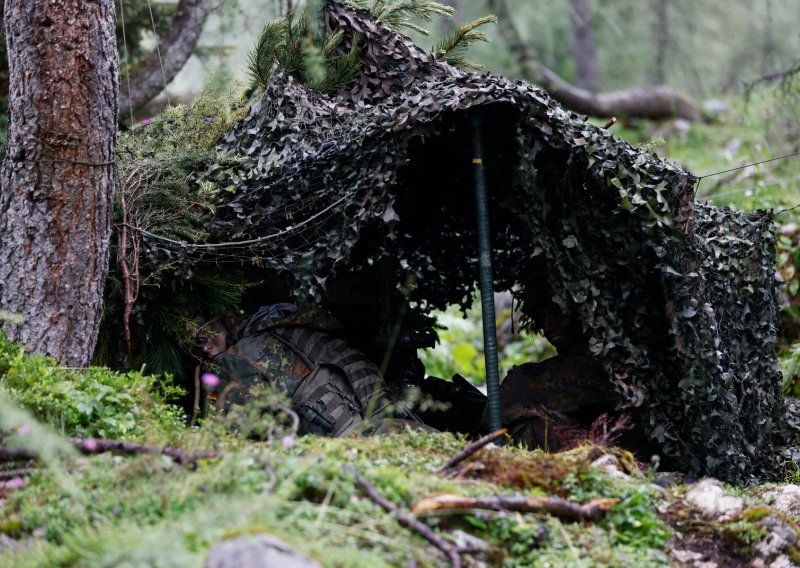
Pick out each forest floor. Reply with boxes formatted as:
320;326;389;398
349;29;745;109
2;416;800;568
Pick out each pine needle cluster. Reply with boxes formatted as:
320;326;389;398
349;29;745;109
247;0;497;93
432;15;497;70
247;1;362;94
348;0;455;34
349;0;496;70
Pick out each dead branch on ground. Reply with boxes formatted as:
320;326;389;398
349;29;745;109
347;466;462;568
413;494;619;522
438;428;507;473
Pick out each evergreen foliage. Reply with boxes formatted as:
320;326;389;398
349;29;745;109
431;15;498;70
348;0;455;34
246;2;362;94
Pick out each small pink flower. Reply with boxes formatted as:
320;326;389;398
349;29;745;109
201;373;220;389
281;436;294;449
140;118;152;126
16;424;30;437
8;477;24;490
83;439;98;452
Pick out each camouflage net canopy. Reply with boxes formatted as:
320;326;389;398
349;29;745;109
143;0;787;483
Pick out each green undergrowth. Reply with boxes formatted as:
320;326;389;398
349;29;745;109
0;343;671;568
0;331;186;442
0;425;672;568
4;336;796;567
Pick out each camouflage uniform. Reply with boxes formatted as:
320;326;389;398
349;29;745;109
212;304;413;436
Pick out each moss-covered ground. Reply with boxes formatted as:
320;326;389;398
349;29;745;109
3;337;800;568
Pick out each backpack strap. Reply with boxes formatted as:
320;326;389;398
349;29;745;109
270;327;385;415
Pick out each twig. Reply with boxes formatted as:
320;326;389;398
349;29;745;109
70;438;220;467
0;439;220;468
346;466;462;568
412;494;619;522
0;467;37;480
438;428;507;473
190;365;201;428
0;447;38;463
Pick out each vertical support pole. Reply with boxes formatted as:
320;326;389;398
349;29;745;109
471;114;503;433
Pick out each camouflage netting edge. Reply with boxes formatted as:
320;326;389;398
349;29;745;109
140;0;787;483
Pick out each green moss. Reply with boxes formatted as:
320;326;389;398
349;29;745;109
0;518;23;536
741;505;774;522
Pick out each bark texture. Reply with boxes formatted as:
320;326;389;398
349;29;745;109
118;0;212;120
488;0;701;122
0;0;119;366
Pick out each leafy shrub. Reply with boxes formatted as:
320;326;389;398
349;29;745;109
420;295;556;385
780;341;800;395
0;331;186;441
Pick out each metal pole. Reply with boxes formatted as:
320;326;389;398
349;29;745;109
471;114;503;432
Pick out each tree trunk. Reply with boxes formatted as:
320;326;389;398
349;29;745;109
118;0;212;121
651;0;668;84
487;0;701;122
438;0;465;35
567;0;602;90
0;0;118;366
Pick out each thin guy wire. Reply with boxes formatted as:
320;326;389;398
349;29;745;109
123;195;348;249
698;150;800;180
146;0;172;106
119;0;135;125
694;149;800;198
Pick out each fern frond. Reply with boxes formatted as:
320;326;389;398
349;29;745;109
432;15;496;70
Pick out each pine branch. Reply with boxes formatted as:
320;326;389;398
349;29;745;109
432;15;496;70
246;18;290;90
353;0;454;35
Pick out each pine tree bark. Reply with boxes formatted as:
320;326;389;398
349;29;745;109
0;0;119;366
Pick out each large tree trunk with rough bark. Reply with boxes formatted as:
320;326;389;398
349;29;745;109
487;0;701;122
0;0;119;366
118;0;212;122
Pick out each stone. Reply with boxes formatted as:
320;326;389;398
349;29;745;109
684;478;744;520
755;515;797;560
760;485;800;520
204;533;322;568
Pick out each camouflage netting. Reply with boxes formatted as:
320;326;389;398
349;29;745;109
142;0;787;483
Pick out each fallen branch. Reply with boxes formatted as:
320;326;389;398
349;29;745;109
438;428;507;473
0;467;37;480
346;466;462;568
71;438;220;467
412;494;619;522
486;0;701;122
0;438;220;468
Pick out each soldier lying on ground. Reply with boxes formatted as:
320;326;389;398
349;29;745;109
195;303;423;436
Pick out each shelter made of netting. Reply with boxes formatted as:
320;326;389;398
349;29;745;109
142;0;786;483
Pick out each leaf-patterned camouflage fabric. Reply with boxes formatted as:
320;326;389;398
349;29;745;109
143;0;786;483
